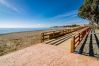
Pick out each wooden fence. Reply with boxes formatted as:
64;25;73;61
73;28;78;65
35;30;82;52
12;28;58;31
71;27;91;53
41;26;86;42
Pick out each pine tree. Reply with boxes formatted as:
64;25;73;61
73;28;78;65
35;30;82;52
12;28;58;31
78;0;99;24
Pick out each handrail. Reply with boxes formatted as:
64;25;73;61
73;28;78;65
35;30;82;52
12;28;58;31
71;27;91;53
41;26;86;42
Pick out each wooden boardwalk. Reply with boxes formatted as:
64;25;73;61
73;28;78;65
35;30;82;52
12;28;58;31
1;28;99;66
44;27;87;46
0;44;99;66
75;30;99;58
45;32;75;45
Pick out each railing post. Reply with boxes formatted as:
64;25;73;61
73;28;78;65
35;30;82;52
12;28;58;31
86;29;88;34
71;36;75;53
79;33;80;42
41;33;44;43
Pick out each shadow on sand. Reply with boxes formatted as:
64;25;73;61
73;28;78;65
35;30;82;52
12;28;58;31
94;33;99;48
78;30;94;57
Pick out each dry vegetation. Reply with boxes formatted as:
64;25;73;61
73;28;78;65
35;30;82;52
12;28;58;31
0;30;47;56
0;28;65;56
0;27;78;56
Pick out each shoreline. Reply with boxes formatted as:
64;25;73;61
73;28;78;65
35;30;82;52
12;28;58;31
0;27;65;56
0;28;49;35
0;29;49;56
0;27;76;56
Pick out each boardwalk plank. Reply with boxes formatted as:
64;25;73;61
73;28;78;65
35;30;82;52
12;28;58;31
75;30;99;58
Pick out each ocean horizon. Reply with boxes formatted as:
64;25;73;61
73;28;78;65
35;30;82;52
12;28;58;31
0;28;49;34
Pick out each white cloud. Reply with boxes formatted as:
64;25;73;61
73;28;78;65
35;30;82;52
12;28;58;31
49;10;77;20
0;0;20;13
0;20;49;28
65;19;89;25
46;10;89;25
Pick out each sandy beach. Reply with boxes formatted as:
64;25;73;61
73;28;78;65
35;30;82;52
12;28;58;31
0;28;70;56
0;29;48;56
0;27;81;56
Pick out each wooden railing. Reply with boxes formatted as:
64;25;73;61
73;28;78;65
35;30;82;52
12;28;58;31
71;27;91;53
41;26;86;42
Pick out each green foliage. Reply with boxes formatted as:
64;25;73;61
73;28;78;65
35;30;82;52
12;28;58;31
71;24;80;27
78;0;99;24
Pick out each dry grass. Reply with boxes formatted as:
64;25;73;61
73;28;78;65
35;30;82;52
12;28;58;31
0;27;78;56
0;30;46;56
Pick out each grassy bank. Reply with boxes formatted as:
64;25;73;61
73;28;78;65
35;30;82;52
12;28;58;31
0;30;46;56
0;27;78;56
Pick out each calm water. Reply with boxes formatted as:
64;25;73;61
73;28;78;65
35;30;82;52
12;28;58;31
0;28;48;34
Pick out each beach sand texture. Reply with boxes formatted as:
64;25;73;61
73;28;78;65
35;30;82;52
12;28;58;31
0;27;76;56
0;44;99;66
0;27;85;56
0;30;45;56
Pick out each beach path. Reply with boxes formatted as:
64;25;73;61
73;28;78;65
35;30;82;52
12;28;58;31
0;44;99;66
75;30;99;57
0;28;99;66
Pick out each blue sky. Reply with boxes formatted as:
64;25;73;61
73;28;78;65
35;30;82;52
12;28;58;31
0;0;88;28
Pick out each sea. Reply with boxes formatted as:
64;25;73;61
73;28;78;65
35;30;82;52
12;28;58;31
0;28;49;34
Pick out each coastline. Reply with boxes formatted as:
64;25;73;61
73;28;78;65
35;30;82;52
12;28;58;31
0;27;73;56
0;28;50;56
0;28;49;35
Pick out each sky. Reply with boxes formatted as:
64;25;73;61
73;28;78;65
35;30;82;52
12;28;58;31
0;0;88;28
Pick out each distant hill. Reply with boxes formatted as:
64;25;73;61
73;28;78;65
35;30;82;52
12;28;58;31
51;24;80;28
